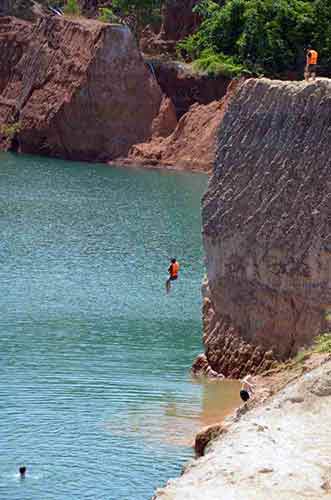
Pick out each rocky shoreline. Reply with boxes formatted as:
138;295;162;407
154;353;331;499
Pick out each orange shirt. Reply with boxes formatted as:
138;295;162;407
307;50;318;65
170;262;179;278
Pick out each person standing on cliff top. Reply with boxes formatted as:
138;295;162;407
305;46;318;81
166;258;180;294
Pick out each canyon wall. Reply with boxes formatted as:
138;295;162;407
194;78;331;378
0;16;164;161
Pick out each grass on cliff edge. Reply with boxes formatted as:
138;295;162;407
1;122;21;139
313;333;331;353
263;333;331;377
64;0;81;17
290;334;331;366
191;49;250;78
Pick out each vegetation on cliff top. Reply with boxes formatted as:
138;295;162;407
179;0;331;77
5;0;331;77
97;0;162;35
64;0;81;16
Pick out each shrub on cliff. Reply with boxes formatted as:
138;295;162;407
1;122;21;139
192;48;248;77
179;0;320;76
108;0;162;37
99;7;120;23
64;0;81;16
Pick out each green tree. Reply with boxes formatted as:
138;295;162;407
313;0;331;71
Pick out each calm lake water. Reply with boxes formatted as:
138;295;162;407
0;153;240;500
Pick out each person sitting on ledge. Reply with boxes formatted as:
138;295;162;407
240;374;255;403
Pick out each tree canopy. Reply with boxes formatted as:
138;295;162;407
179;0;331;76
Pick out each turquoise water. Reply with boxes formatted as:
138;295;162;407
0;153;238;500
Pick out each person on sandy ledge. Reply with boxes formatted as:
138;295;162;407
166;258;180;294
240;374;255;403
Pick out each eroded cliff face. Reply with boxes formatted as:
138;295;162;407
125;81;238;172
145;59;230;119
195;78;331;378
0;16;163;160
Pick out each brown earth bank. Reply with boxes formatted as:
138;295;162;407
0;15;164;161
119;80;238;173
193;78;331;378
154;353;331;499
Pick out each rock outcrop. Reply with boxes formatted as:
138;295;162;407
0;0;49;20
140;0;201;57
0;15;164;161
145;59;230;119
125;100;225;172
116;80;237;173
195;78;331;378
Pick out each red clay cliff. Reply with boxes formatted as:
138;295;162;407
0;15;164;161
125;82;238;172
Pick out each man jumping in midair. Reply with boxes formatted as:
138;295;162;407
166;258;180;294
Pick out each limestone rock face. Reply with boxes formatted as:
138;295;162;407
199;78;331;377
0;16;163;160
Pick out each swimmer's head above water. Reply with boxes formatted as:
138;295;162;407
19;466;26;478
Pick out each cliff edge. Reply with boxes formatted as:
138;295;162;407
195;78;331;378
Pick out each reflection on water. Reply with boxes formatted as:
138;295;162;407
106;378;241;447
197;378;242;426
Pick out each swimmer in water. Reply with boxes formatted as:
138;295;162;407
19;466;26;478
